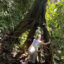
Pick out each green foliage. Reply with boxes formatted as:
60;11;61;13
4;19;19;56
0;0;34;33
0;0;64;63
0;0;34;52
46;0;64;38
46;0;64;64
19;31;28;46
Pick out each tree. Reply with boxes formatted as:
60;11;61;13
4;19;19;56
0;0;53;64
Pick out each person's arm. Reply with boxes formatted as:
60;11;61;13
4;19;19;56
41;40;51;45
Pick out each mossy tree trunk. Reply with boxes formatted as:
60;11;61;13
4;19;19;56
40;25;53;64
39;0;53;64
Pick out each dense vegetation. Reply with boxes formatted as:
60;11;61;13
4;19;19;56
0;0;64;64
46;0;64;64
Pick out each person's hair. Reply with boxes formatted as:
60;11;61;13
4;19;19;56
36;34;41;39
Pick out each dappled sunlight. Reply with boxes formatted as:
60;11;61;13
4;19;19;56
0;0;64;64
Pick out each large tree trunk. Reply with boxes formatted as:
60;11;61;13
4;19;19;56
1;0;43;43
23;0;48;49
12;0;43;38
39;0;53;63
38;0;53;64
40;25;53;64
0;0;45;64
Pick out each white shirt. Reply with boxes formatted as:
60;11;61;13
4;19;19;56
32;39;42;48
28;39;42;54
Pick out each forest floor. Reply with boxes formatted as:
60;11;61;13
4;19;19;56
18;52;45;64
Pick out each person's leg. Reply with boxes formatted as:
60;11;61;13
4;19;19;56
28;51;37;64
32;51;37;63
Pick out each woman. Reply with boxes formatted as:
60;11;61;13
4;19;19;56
28;34;50;64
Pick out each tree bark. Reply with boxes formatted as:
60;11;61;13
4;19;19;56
39;0;53;64
23;0;48;49
40;25;53;64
